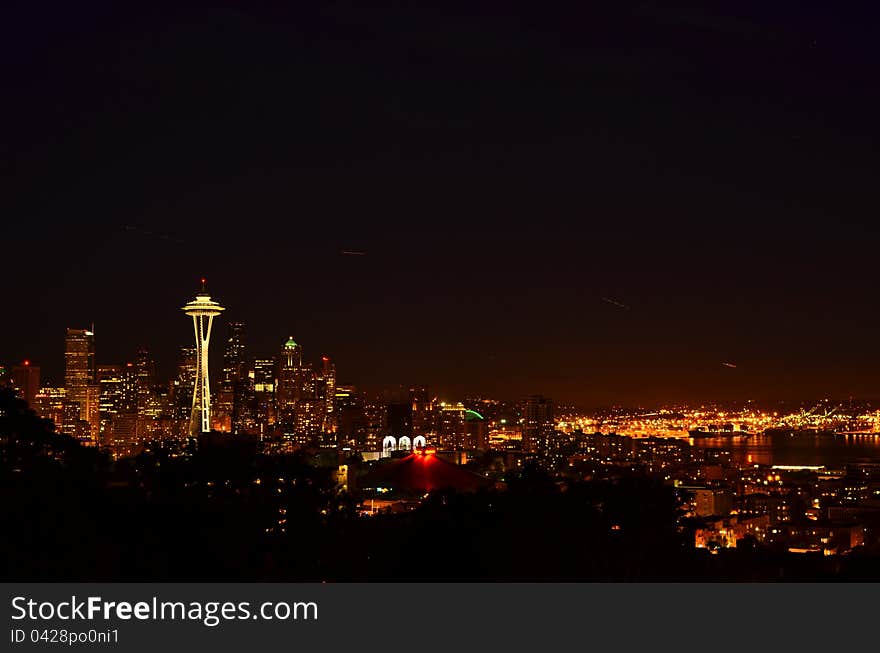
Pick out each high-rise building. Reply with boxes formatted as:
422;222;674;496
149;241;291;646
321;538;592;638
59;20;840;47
182;278;225;435
121;362;138;414
252;357;276;437
521;395;554;455
173;346;197;422
217;321;247;432
107;362;139;452
11;360;40;407
293;398;324;446
335;385;365;448
276;340;296;419
65;328;95;388
97;364;125;443
134;347;155;417
222;321;247;382
64;328;99;442
276;338;314;440
280;336;301;369
438;402;467;450
410;386;432;440
320;356;336;434
363;398;386;452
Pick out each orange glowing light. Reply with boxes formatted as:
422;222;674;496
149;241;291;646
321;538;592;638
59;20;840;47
424;448;436;455
22;360;30;366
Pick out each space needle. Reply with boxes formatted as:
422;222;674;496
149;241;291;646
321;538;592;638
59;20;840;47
182;278;225;435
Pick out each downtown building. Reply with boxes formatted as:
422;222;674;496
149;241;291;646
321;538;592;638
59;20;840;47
64;328;100;444
521;395;555;455
11;360;40;408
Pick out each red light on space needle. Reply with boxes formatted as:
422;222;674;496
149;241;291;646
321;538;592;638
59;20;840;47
23;359;30;366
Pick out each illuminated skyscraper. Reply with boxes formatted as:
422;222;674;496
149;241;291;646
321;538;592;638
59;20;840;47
64;328;100;442
182;278;225;435
281;336;301;368
252;357;276;436
65;328;95;387
522;395;554;454
222;322;247;382
438;402;467;450
277;337;305;430
173;347;197;422
218;321;247;433
97;364;124;442
410;386;432;440
11;360;40;407
134;347;155;416
335;385;365;448
319;356;336;434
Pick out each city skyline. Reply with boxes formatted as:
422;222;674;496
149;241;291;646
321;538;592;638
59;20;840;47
6;3;880;407
11;282;880;412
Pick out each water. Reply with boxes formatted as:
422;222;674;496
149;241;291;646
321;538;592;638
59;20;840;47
688;432;880;467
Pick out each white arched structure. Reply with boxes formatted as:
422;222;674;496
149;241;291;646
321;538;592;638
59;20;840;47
398;436;412;451
382;436;397;455
412;435;426;449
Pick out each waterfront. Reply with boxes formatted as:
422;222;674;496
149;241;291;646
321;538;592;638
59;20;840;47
689;433;880;467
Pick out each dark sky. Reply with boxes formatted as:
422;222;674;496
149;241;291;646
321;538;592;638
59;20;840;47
4;1;880;407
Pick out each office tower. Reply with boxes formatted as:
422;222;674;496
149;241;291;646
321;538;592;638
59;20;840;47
438;402;467;450
133;347;155;416
217;321;246;431
281;336;301;369
110;361;139;450
276;338;316;442
293;397;324;446
182;278;224;435
120;362;138;413
175;347;197;414
320;356;336;434
522;395;554;454
65;328;95;388
335;385;365;448
232;364;256;435
363;399;387;451
276;341;297;428
252;357;276;436
11;360;40;407
222;321;247;382
97;364;124;443
410;386;432;439
64;328;99;442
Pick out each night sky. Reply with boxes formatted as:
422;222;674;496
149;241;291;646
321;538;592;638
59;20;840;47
4;2;880;407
